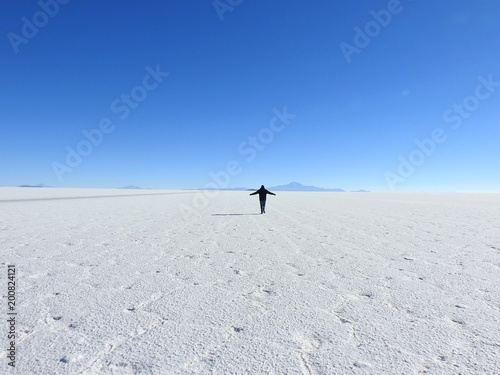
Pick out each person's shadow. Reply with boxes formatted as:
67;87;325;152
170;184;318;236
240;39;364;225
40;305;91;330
212;213;261;216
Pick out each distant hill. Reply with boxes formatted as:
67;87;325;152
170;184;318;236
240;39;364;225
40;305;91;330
157;182;367;192
118;185;144;189
190;182;364;192
19;184;52;188
268;181;345;192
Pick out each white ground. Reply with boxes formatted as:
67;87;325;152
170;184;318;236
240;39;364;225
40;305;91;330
1;188;499;374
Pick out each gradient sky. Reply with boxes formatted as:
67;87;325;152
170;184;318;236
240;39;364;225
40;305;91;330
2;0;499;191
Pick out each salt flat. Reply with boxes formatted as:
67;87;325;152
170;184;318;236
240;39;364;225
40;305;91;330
1;188;499;374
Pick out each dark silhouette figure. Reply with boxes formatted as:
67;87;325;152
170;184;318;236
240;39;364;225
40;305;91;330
249;185;276;214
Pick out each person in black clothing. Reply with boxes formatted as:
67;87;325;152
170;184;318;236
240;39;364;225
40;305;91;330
249;185;276;214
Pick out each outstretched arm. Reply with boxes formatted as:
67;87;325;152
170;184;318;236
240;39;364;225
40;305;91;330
265;189;276;196
249;191;258;196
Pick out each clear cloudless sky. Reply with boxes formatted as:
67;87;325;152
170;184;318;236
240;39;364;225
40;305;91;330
1;0;499;191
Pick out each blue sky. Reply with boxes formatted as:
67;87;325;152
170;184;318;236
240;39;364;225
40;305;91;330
1;0;499;191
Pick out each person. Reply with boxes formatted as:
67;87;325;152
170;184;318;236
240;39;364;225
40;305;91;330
249;185;276;214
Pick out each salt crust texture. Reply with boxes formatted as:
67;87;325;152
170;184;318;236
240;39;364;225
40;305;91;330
0;188;499;374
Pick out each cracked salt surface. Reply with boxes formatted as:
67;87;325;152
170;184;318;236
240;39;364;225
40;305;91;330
0;188;499;374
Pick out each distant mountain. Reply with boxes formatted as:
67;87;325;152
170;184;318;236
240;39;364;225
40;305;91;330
352;189;369;192
188;182;365;192
118;185;144;189
268;182;345;192
19;183;52;188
